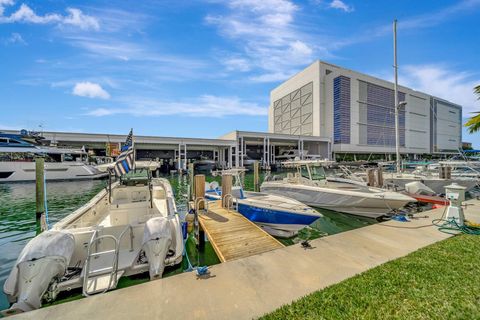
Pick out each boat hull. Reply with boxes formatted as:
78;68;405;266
0;161;107;182
261;183;413;218
205;191;321;237
383;176;478;194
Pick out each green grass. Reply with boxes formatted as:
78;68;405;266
260;235;480;320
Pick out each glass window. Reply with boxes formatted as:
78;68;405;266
300;166;310;179
310;166;326;180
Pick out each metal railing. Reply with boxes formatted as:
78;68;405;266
83;234;119;297
118;224;134;252
194;197;209;213
222;194;238;212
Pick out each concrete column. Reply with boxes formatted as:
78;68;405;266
235;141;239;168
266;138;270;166
184;144;187;170
177;143;181;170
271;144;274;164
298;140;301;159
229;146;233;169
240;137;244;168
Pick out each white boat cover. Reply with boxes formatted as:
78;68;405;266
4;230;75;296
15;231;75;263
143;217;171;244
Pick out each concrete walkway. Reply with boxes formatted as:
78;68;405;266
14;201;480;320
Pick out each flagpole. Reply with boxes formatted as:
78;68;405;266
393;19;401;174
131;128;136;171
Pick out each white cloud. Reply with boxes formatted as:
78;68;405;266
0;2;99;30
329;0;354;12
222;57;251;72
3;32;26;45
85;95;267;117
63;8;100;30
206;0;323;81
399;65;480;114
72;82;110;99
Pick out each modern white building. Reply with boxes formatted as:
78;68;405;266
269;60;462;157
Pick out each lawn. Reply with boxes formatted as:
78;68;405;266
260;235;480;320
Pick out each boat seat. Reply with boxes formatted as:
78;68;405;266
132;190;148;202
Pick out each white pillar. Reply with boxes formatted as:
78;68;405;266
240;136;244;168
183;144;187;170
235;141;239;168
262;137;267;167
266;138;270;166
229;146;233;169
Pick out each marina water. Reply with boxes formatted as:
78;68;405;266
0;172;375;309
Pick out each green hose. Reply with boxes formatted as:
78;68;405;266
432;218;480;235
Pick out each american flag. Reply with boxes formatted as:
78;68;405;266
121;129;133;152
113;129;134;177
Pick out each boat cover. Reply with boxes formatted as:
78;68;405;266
3;230;75;296
143;217;172;244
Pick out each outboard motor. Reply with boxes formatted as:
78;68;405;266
3;231;75;314
143;217;172;280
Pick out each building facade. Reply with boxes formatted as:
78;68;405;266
269;61;462;156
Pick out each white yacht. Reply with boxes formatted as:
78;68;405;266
0;131;107;182
261;161;416;219
2;169;184;314
382;165;478;194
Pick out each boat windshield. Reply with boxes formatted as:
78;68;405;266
300;164;326;180
310;166;326;180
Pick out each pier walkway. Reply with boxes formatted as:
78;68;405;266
198;200;284;262
14;200;480;320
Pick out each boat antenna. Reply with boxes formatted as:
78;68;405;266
393;19;401;174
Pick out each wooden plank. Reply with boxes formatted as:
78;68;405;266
198;200;284;263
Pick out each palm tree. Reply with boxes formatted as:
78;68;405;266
464;85;480;133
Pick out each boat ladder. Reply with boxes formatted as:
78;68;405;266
82;227;133;296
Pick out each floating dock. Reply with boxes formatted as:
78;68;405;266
197;200;285;262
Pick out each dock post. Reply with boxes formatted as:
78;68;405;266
35;157;47;235
366;168;375;186
222;173;233;208
194;175;205;210
188;163;194;201
253;161;260;192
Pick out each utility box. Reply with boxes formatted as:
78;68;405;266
445;183;466;204
444;183;466;226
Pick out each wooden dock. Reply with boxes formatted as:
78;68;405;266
197;200;285;262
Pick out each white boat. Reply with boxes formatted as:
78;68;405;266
205;170;322;238
2;170;183;314
0;131;107;182
261;161;416;218
382;171;478;194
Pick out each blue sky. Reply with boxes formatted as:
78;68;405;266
1;0;479;146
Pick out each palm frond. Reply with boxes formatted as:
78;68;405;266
464;113;480;133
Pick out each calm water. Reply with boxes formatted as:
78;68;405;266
0;172;375;310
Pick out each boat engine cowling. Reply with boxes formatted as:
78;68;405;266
3;230;75;313
143;217;172;280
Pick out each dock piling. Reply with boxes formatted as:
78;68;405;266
35;157;47;235
194;175;205;210
188;163;194;201
221;173;232;208
253;161;260;192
